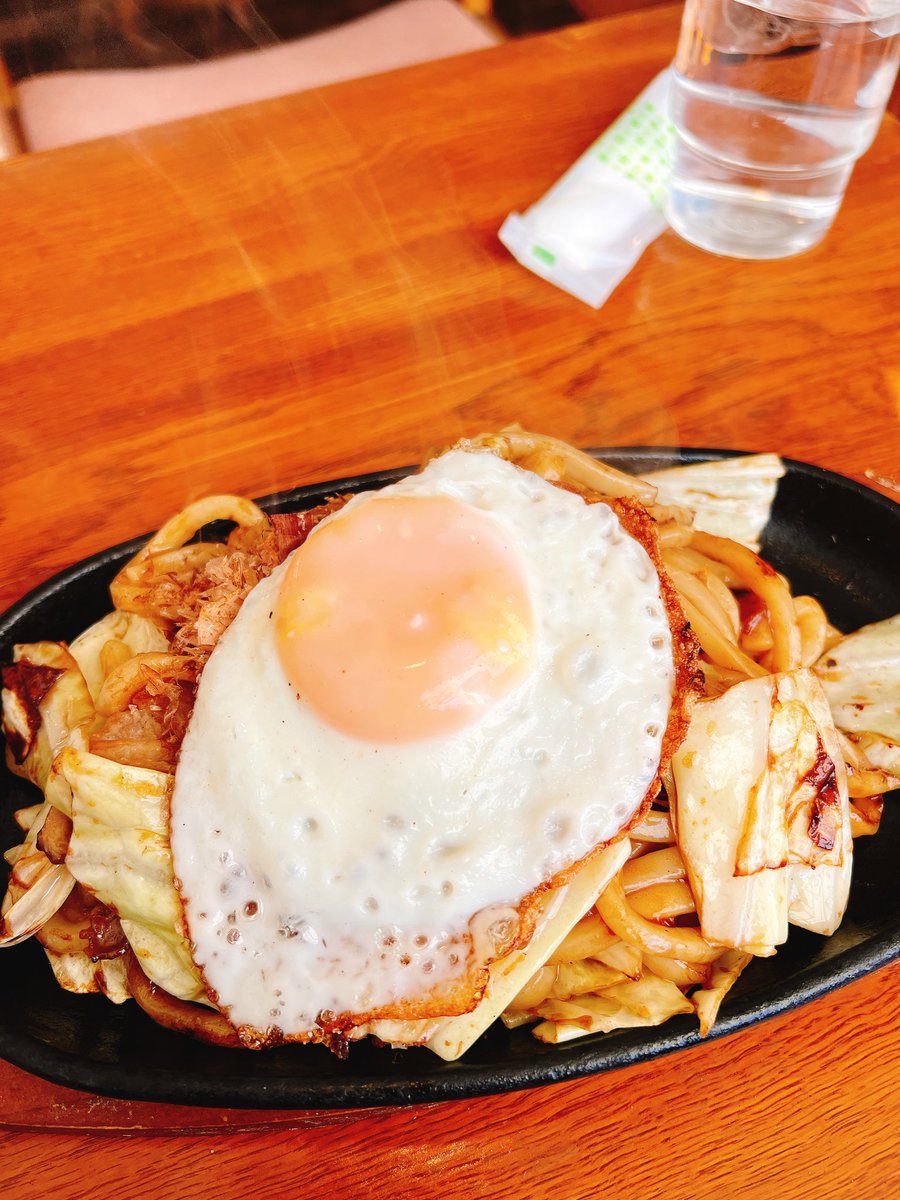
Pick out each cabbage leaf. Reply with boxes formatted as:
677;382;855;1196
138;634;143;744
672;668;851;951
58;747;208;1004
641;454;784;550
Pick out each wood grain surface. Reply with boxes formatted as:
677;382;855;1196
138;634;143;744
0;7;898;1197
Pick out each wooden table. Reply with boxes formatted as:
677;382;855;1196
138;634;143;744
1;5;898;1196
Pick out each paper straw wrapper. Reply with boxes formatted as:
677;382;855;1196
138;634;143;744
499;70;674;309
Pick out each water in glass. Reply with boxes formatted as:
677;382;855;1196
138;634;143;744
666;0;900;257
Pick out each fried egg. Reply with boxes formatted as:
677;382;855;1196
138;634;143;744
169;449;675;1040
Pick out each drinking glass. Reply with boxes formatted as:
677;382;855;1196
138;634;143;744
665;0;900;258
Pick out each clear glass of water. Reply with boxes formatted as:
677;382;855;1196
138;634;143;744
665;0;900;258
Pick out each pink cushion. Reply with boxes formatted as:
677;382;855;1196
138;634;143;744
18;0;496;152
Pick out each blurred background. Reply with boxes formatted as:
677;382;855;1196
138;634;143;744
1;0;675;155
0;0;648;79
1;0;896;156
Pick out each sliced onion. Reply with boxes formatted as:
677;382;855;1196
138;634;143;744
0;859;76;947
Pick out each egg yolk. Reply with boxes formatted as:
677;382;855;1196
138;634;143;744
274;493;533;742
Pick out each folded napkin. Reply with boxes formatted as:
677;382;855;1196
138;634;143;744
499;70;673;309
